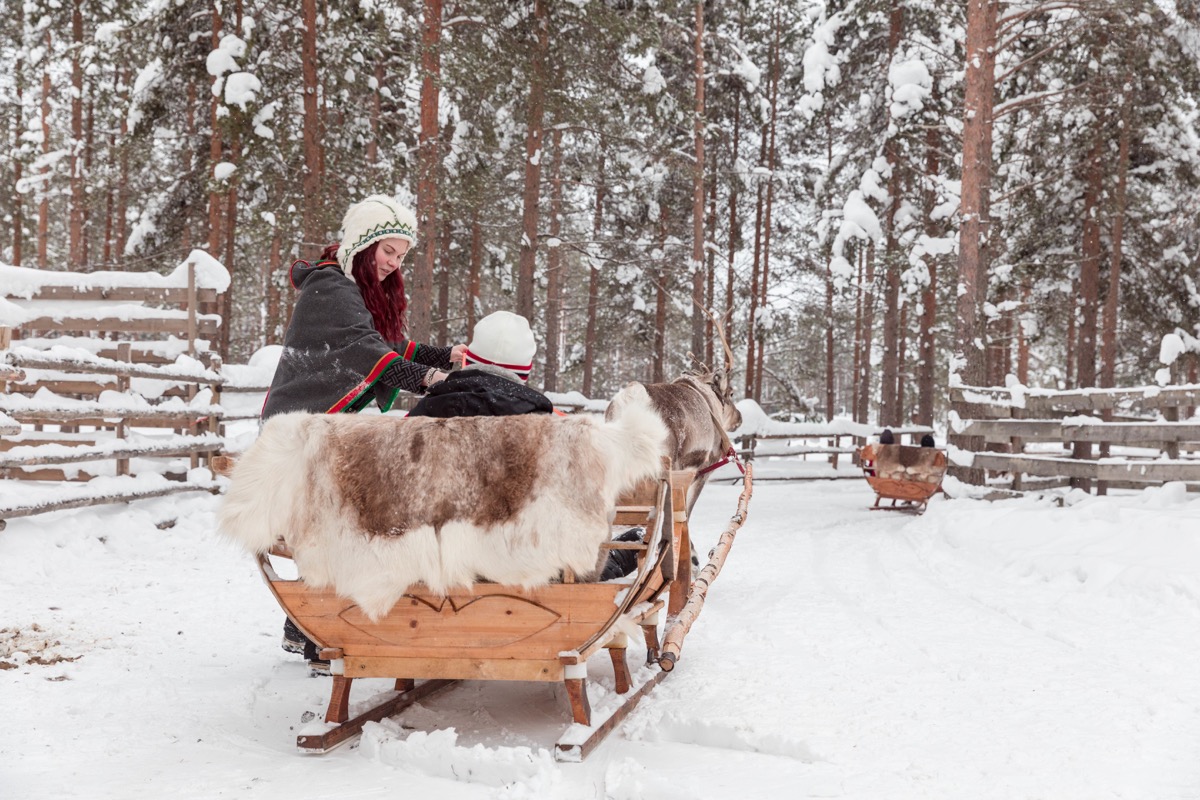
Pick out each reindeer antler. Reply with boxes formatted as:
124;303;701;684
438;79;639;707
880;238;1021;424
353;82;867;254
709;311;735;375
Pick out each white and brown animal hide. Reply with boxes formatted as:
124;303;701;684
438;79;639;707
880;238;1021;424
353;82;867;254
219;385;667;620
606;371;742;516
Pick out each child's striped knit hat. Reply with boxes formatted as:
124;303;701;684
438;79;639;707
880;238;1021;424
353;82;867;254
464;311;536;382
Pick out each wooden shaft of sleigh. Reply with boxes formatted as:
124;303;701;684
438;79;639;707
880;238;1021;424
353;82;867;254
658;464;753;672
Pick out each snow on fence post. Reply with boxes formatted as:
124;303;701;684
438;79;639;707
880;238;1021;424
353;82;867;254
116;342;132;477
187;259;198;357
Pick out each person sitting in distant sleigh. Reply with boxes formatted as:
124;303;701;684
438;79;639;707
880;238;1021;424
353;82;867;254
920;433;936;448
862;428;895;478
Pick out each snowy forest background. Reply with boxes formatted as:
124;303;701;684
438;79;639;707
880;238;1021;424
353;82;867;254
2;0;1199;426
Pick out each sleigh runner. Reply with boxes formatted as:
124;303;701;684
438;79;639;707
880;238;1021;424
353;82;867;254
250;461;752;760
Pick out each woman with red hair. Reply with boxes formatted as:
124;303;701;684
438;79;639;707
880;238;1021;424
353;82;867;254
263;195;464;671
263;195;465;419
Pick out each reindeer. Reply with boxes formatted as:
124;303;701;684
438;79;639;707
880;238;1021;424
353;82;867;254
605;319;743;517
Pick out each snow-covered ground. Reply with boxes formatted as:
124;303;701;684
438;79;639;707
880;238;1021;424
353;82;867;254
3;475;1199;799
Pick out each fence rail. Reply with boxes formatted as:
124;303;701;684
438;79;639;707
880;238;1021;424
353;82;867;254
0;256;229;527
951;384;1200;493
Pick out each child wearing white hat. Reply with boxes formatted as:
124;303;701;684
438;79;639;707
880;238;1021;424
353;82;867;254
409;311;552;417
462;311;538;383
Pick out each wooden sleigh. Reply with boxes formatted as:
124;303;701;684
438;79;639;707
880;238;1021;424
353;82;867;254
857;443;946;513
243;459;754;761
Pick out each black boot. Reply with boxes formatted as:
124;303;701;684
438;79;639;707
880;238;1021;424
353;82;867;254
281;617;307;655
601;528;644;580
302;638;331;677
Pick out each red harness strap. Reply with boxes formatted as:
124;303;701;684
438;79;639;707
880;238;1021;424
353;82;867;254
695;445;746;476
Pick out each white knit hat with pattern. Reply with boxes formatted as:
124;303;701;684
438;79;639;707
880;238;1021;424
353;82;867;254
337;195;417;277
464;311;537;382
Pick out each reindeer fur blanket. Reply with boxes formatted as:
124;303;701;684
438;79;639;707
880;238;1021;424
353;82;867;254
219;385;667;620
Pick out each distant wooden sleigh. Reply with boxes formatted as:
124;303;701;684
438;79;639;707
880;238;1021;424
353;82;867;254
227;457;753;761
857;443;946;513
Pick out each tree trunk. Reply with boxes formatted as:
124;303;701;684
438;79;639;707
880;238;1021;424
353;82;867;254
916;98;941;426
705;176;718;368
725;103;739;363
69;0;84;268
825;120;835;421
653;255;667;384
368;61;383;169
207;1;224;259
745;131;768;399
517;0;549;321
1070;122;1104;482
582;148;605;398
467;212;482;334
115;69;128;266
38;29;51;269
181;78;196;252
1101;81;1130;390
1017;278;1030;384
436;218;451;346
102;181;113;265
879;206;901;425
11;0;24;265
300;0;323;254
82;88;94;267
222;131;240;357
1065;275;1077;388
949;0;998;484
544;128;564;392
857;243;877;424
754;9;781;403
221;0;246;358
266;227;282;344
878;0;905;426
851;242;864;422
953;0;997;388
897;303;908;423
825;249;836;422
690;0;707;363
412;0;442;343
1077;130;1103;390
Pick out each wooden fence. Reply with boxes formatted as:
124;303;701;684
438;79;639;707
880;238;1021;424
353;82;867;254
735;421;935;477
0;256;229;529
951;384;1200;494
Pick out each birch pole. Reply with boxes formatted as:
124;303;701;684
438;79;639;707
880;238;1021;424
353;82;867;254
659;464;753;672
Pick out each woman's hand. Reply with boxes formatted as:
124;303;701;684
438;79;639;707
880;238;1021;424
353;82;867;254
450;343;468;368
